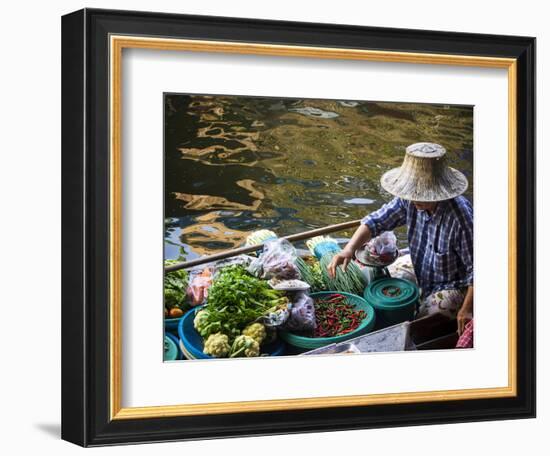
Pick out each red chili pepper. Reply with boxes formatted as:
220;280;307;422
312;296;367;337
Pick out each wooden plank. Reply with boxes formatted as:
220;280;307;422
416;332;459;350
408;313;458;345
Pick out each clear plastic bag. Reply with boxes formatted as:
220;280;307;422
186;268;213;307
213;254;255;270
285;291;316;332
359;231;399;267
373;231;398;255
248;239;300;280
260;305;290;328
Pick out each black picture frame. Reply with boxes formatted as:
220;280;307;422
62;8;536;447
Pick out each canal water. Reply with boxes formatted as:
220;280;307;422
164;94;473;262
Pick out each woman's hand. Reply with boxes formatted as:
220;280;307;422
327;250;354;278
457;286;473;335
327;224;372;279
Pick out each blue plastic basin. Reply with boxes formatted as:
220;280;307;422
178;308;286;359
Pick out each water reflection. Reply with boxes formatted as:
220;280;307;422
165;94;473;259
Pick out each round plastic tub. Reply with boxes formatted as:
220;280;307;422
363;278;419;328
178;308;286;359
164;334;180;361
280;291;376;350
165;332;183;360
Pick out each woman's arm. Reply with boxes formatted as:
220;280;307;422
342;223;373;256
328;197;406;278
362;197;407;238
327;224;372;278
457;285;473;335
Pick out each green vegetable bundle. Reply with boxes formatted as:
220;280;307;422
295;257;326;292
164;260;190;310
245;229;278;247
197;265;288;340
306;236;367;296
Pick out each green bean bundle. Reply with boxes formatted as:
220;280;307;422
306;236;367;296
295;257;326;292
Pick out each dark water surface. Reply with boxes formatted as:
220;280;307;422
164;94;473;262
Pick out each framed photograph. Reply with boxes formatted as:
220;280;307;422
61;8;536;447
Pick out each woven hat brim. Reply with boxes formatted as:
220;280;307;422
380;166;469;202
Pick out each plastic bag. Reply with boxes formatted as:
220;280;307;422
359;231;398;266
260;304;291;328
186;268;213;307
213;254;255;270
285;292;316;332
248;239;300;280
373;231;397;255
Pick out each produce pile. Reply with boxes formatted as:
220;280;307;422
193;264;289;358
311;294;367;338
164;260;190;318
167;235;376;359
187;262;369;357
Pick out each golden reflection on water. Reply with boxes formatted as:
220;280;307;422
173;179;264;212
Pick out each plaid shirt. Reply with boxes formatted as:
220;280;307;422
362;196;473;297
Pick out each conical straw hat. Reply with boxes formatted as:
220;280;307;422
380;142;468;202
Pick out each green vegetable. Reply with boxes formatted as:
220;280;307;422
194;309;218;337
164;260;189;310
203;333;231;358
306;236;366;295
319;254;366;296
310;262;326;291
229;335;260;358
203;265;288;340
245;229;277;247
296;257;326;292
242;322;267;345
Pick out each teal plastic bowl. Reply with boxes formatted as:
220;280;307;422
178;308;286;359
165;332;183;360
280;291;376;350
363;278;419;328
164;335;179;361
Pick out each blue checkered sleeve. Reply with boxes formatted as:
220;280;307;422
362;197;407;237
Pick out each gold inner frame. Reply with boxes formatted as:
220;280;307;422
109;35;517;420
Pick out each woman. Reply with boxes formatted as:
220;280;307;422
328;143;473;334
